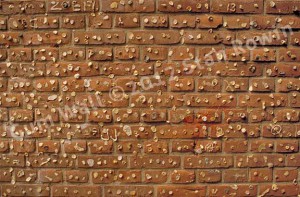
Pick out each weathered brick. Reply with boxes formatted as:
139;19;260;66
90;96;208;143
251;15;277;29
211;0;263;13
197;15;223;28
102;0;155;12
128;30;181;45
88;13;112;29
0;0;299;194
223;169;247;183
249;168;272;182
143;15;168;28
2;185;49;197
252;48;276;62
62;15;85;29
115;14;140;28
183;30;235;45
184;155;233;168
224;16;250;29
48;0;99;13
52;185;101;197
66;170;89;183
274;168;298;182
23;31;70;45
158;0;209;12
60;47;86;61
266;0;300;14
199;170;221;183
208;184;258;196
157;185;206;197
74;31;125;45
39;169;62;183
0;1;46;15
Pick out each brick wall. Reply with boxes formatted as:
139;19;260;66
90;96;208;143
0;0;300;196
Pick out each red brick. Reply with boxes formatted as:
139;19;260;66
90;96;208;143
238;93;287;107
10;109;33;122
225;48;250;62
12;140;35;153
87;109;112;123
115;14;140;28
199;170;221;183
115;46;139;60
62;15;85;29
74;31;125;45
266;63;300;77
184;93;236;107
194;140;222;153
143;46;168;61
64;140;87;153
250;139;274;153
279;48;300;62
87;47;112;61
0;1;45;15
78;155;127;168
104;186;153;197
249;78;275;92
144;170;168;183
143;15;168;28
212;0;263;13
172;140;195;152
158;0;209;12
224;140;248;153
223;169;248;183
144;140;169;154
0;169;12;182
11;169;33;182
52;185;101;197
208;184;258;196
170;15;196;28
39;169;62;183
252;48;276;62
184;155;233;168
236;154;285;168
37;140;60;153
224;16;250;29
275;168;298;182
262;124;297;138
158;185;206;197
259;184;298;196
183;30;235;45
249;168;272;182
128;30;181;45
23;31;70;45
102;0;155;12
276;139;299;153
66;170;88;183
60;47;85;61
9;48;32;62
88;13;112;29
2;185;49;197
197;15;223;28
236;31;287;46
251;16;277;29
197;77;222;92
210;124;260;138
266;0;300;14
48;0;99;13
130;155;180;168
223;109;247;123
169;109;193;123
0;1;300;193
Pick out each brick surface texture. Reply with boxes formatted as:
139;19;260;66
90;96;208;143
0;0;300;196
